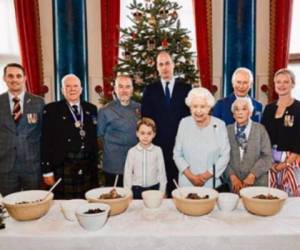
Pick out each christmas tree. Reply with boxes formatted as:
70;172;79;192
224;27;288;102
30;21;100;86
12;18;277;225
114;0;199;101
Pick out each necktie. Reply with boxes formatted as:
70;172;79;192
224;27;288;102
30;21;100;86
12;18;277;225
165;81;171;106
12;97;22;123
235;124;247;150
72;105;81;120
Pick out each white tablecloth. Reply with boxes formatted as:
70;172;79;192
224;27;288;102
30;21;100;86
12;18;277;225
1;198;300;250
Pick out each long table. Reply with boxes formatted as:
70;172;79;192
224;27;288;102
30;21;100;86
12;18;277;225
1;198;300;250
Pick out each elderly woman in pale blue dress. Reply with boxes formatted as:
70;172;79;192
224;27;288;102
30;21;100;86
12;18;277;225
173;87;230;188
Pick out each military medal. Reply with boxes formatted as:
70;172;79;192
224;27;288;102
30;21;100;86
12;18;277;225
27;113;38;124
68;103;85;137
284;111;294;127
79;129;86;137
75;121;81;128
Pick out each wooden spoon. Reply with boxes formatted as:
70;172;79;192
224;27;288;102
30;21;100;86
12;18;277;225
43;178;62;200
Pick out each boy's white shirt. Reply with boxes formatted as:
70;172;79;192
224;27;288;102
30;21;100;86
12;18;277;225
123;143;167;193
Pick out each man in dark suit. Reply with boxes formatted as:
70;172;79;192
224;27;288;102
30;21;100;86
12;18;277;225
0;63;44;196
141;51;191;197
42;74;98;199
213;67;263;125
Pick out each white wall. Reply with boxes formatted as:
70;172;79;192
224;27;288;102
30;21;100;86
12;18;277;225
38;0;54;104
212;0;224;99
256;0;270;106
86;0;103;108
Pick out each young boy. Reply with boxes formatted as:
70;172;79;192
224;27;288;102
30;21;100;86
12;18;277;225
123;118;167;199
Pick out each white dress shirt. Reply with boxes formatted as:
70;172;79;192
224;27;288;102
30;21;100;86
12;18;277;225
124;143;167;193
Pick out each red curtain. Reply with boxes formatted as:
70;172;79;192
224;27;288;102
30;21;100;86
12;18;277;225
193;0;213;91
14;0;44;95
101;0;120;98
268;0;293;101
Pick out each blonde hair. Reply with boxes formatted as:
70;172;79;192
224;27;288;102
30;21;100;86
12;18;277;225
274;68;295;85
137;117;156;133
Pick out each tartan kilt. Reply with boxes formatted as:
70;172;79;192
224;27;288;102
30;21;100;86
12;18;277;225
54;154;98;199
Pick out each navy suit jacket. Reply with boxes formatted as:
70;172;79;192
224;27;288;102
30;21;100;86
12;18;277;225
212;93;263;125
141;78;191;154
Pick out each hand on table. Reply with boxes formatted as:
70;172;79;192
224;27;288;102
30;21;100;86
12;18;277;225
43;176;55;186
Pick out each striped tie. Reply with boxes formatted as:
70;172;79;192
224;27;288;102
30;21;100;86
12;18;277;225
12;97;22;123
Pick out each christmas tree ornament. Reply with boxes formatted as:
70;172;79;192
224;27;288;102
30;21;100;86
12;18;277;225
133;11;143;23
187;58;194;65
181;36;189;44
159;9;169;19
146;57;155;67
142;52;148;58
186;41;192;49
175;42;181;52
134;72;144;85
124;51;131;61
170;10;178;19
178;56;186;63
148;16;156;26
131;32;137;40
147;39;156;51
161;38;169;49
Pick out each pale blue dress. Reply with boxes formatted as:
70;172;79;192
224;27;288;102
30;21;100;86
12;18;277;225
173;116;230;187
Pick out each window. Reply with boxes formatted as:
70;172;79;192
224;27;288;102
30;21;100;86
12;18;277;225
0;0;20;94
288;0;300;100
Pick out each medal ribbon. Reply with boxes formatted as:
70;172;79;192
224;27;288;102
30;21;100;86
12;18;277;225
67;103;84;128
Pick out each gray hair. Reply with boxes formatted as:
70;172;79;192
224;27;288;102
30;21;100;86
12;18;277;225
115;75;133;88
61;74;81;90
231;97;254;113
231;67;253;85
274;68;295;85
185;87;215;107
